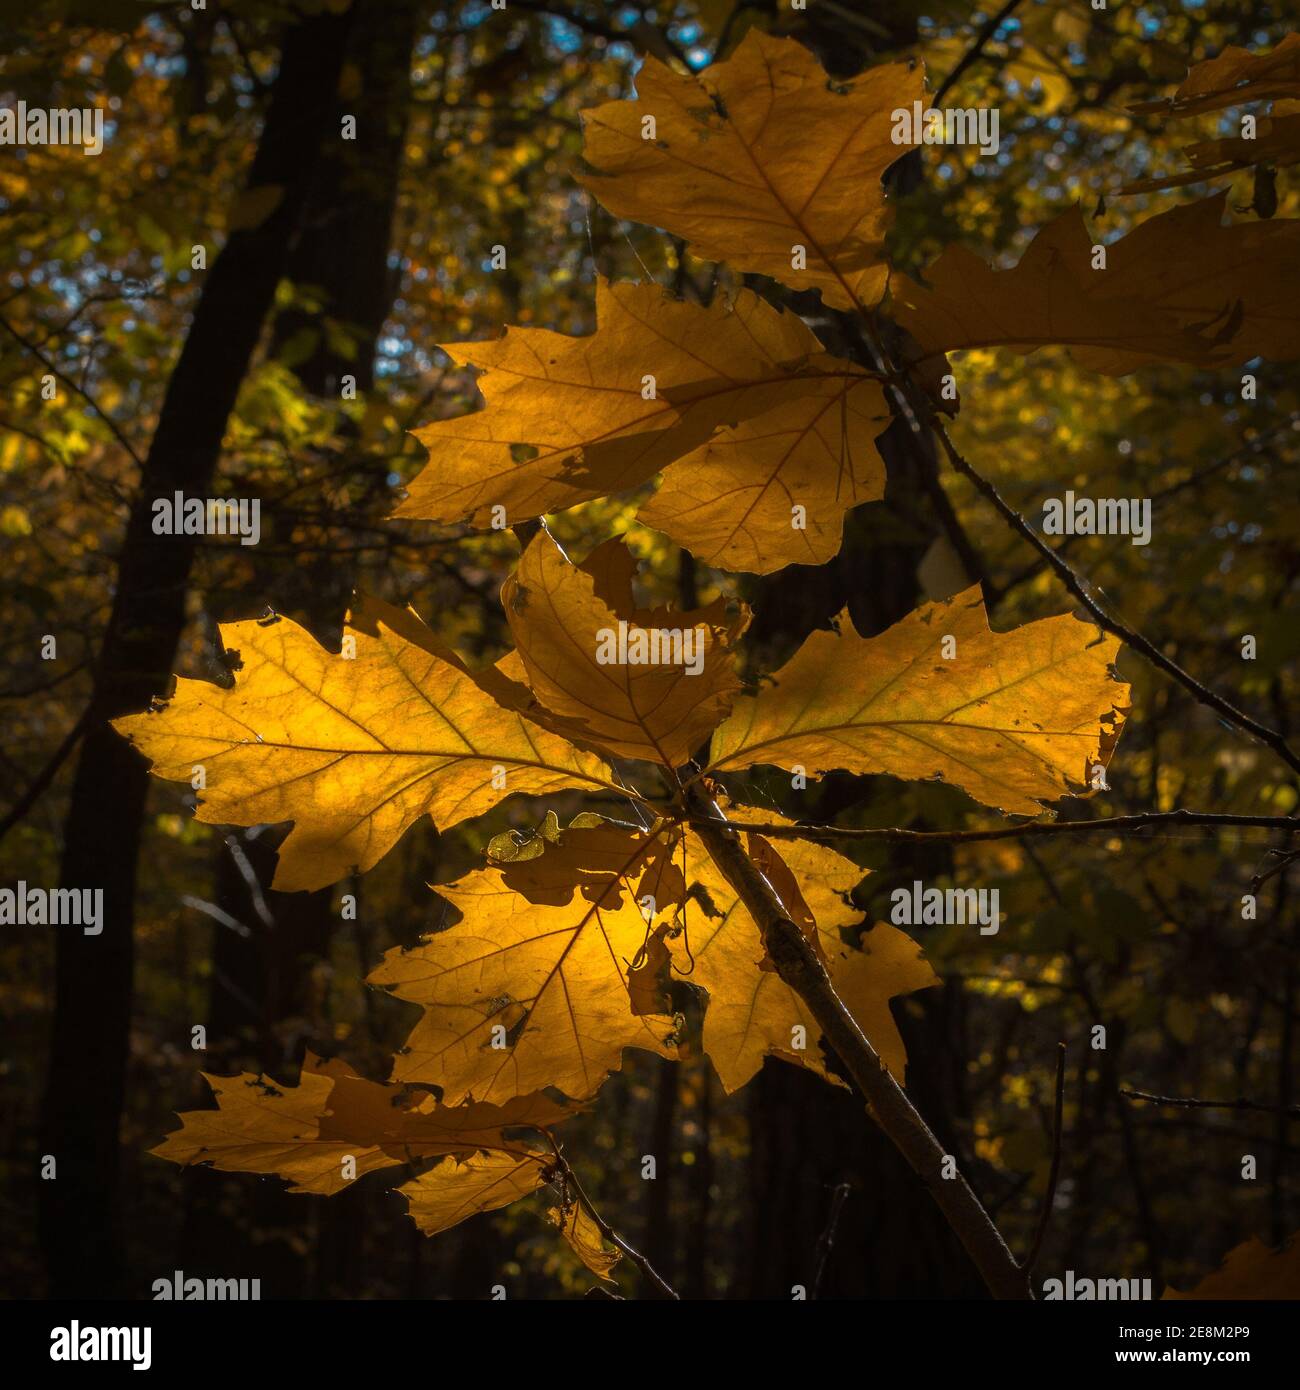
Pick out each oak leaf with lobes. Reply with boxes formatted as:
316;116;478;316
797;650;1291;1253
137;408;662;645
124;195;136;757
153;1053;617;1271
581;29;922;312
678;821;938;1094
502;531;747;766
368;818;683;1107
151;1051;572;1197
705;585;1129;816
111;593;619;892
399;277;889;573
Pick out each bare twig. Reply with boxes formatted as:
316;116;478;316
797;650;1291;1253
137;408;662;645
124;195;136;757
688;810;1299;846
1251;849;1300;895
931;422;1300;778
0;706;93;845
1121;1088;1300;1120
811;1182;852;1299
546;1141;680;1300
1020;1043;1067;1274
935;0;1029;104
0;313;145;469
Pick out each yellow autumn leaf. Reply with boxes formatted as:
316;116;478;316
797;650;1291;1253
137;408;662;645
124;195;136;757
152;1053;572;1196
548;1198;621;1279
581;30;922;312
502;531;747;767
113;593;620;892
637;360;888;572
705;585;1129;816
400;278;887;573
368;819;682;1105
680;823;937;1092
400;1151;553;1236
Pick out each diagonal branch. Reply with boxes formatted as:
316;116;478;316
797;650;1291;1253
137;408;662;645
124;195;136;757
544;1138;680;1299
689;809;1300;845
930;421;1300;778
1121;1088;1300;1120
682;781;1032;1300
0;313;145;469
935;0;1030;103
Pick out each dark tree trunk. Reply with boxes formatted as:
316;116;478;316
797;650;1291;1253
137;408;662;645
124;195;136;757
183;0;418;1297
40;6;356;1299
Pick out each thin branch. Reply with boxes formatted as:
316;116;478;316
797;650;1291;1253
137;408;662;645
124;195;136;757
689;809;1300;846
223;833;277;931
180;894;253;939
1121;1088;1300;1121
0;313;145;469
1019;1043;1066;1274
510;0;690;66
811;1181;852;1299
0;706;93;846
1251;848;1300;895
935;0;1028;104
931;422;1300;778
683;782;1032;1300
546;1141;680;1300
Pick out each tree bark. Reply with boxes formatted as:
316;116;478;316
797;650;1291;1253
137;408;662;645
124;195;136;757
187;0;418;1297
40;5;356;1299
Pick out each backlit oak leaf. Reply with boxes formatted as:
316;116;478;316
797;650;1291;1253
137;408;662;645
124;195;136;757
399;1151;553;1236
503;532;747;767
1163;1233;1300;1299
705;585;1129;816
400;278;887;573
399;1151;617;1270
547;1198;621;1279
152;1053;572;1196
891;198;1283;376
112;594;619;892
581;30;921;312
637;357;888;573
680;826;937;1092
369;820;681;1105
489;810;686;913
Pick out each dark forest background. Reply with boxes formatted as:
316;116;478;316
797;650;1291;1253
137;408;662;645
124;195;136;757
2;0;1297;1300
